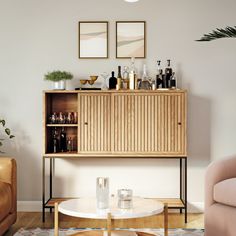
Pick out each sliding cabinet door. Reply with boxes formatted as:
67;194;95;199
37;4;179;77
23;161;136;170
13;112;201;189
78;93;111;153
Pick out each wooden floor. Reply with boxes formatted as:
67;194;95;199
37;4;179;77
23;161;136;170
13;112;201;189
5;212;204;235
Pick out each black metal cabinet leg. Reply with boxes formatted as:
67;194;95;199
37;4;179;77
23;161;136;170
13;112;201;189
50;158;53;214
42;157;45;222
185;157;188;223
180;158;183;214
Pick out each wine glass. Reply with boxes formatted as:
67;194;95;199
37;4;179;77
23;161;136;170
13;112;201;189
100;72;109;90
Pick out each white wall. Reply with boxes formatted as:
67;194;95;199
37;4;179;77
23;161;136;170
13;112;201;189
1;0;236;209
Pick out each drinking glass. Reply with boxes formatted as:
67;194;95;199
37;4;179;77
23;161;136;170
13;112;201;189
118;189;133;209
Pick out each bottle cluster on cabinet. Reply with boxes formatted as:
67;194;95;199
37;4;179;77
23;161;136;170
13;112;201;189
107;58;177;91
44;92;78;154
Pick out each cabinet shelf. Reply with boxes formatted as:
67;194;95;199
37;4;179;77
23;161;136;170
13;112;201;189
46;124;78;127
44;197;184;209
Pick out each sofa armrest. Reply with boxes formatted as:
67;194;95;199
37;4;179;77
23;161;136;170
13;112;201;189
205;155;236;210
0;157;17;213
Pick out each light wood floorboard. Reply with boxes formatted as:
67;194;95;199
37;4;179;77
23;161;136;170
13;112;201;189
4;212;204;235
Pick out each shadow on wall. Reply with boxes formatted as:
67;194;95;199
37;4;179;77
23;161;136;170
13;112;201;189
188;94;212;166
177;63;212;166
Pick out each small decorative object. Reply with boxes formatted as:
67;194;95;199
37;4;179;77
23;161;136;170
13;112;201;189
80;79;88;85
0;119;15;153
196;26;236;41
79;21;109;58
100;72;109;90
116;21;146;58
44;70;73;90
96;177;109;209
118;189;133;209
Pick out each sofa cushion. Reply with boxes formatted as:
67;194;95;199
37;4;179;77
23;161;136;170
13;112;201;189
0;181;12;222
214;178;236;207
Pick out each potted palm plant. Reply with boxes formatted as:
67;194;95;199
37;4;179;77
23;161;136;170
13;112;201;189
0;119;14;153
44;70;73;90
197;26;236;41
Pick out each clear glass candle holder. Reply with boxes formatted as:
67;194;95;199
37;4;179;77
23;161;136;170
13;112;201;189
96;177;109;209
118;189;133;209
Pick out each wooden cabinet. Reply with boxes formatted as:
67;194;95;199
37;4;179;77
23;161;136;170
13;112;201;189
43;90;187;157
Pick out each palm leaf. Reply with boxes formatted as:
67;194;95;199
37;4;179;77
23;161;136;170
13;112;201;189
196;26;236;41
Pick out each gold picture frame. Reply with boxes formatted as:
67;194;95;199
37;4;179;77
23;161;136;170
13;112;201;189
78;21;109;59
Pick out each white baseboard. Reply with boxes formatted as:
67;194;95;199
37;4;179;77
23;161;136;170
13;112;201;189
188;202;204;213
17;201;204;213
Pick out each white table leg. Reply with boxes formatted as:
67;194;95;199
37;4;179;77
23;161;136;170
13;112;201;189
54;202;59;236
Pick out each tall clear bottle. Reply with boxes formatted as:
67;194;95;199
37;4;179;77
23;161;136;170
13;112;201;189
139;64;151;90
123;66;129;89
129;57;136;90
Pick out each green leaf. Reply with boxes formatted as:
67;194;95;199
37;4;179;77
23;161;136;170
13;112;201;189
196;26;236;42
9;135;15;139
5;128;10;135
0;120;6;127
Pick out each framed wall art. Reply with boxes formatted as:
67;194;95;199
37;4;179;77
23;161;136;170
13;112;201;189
116;21;146;58
79;21;108;59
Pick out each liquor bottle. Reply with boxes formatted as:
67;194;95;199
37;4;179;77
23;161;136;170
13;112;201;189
170;72;177;89
52;128;59;153
109;71;117;89
156;60;163;89
123;66;129;89
67;137;73;152
139;64;151;90
116;66;123;90
129;57;136;90
60;127;67;152
164;59;173;88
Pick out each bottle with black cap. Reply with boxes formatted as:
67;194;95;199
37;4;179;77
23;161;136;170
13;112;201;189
164;59;173;88
109;71;117;89
156;60;163;89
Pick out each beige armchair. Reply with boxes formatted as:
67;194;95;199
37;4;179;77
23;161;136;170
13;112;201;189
0;158;17;236
205;156;236;236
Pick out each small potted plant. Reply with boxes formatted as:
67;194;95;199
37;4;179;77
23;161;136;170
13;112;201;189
44;70;73;90
0;119;14;154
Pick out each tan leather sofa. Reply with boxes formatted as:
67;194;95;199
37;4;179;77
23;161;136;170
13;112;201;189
205;156;236;236
0;158;17;236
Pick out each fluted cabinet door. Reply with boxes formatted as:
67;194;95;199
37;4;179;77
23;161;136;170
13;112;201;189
78;93;111;153
111;92;186;156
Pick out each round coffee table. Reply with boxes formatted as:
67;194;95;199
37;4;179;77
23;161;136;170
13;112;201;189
54;197;168;236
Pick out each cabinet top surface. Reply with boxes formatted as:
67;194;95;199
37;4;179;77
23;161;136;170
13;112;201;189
58;197;164;219
44;89;187;94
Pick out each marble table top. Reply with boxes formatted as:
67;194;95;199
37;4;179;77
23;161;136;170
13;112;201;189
58;197;164;219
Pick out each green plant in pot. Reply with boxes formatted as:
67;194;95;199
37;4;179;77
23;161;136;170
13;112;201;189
44;70;73;90
0;119;14;153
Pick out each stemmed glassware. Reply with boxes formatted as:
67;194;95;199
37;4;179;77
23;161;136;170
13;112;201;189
100;72;109;90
